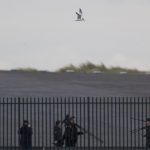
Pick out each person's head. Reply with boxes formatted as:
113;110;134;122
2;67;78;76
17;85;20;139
146;118;150;125
65;114;70;120
70;116;75;123
56;120;60;126
23;120;29;126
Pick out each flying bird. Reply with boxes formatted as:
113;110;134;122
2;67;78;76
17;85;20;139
76;8;85;21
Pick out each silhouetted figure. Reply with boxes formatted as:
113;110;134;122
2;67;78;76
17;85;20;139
18;120;32;150
76;8;85;21
53;120;64;147
63;116;83;147
141;118;150;148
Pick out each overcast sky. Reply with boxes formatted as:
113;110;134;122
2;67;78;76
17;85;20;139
0;0;150;71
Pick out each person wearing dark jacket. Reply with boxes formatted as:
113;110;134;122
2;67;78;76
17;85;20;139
18;120;33;150
63;116;83;147
53;120;64;147
141;118;150;148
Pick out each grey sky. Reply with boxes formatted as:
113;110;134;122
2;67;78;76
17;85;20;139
0;0;150;71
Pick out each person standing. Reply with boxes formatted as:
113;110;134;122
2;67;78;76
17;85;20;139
18;120;33;150
141;118;150;148
63;116;83;147
53;120;64;147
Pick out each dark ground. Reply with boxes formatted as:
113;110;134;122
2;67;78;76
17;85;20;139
0;71;150;97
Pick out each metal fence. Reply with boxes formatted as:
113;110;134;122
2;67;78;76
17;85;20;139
0;97;150;149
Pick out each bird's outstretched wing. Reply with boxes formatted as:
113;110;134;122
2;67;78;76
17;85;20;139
79;8;82;14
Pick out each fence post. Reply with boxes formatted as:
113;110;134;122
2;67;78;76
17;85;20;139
87;97;90;149
18;97;21;148
18;97;21;128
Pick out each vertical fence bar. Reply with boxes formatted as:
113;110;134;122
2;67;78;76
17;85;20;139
33;97;36;147
141;97;144;148
119;97;121;148
26;97;29;150
99;97;102;148
57;97;59;149
60;97;62;131
96;97;98;148
107;97;110;148
14;98;16;148
79;97;82;147
18;97;21;150
56;97;58;126
64;97;66;121
92;97;94;147
75;97;78;147
126;97;129;148
122;97;125;149
63;97;66;149
137;97;140;148
72;97;74;119
3;98;4;149
37;97;40;147
31;97;33;148
133;97;136;148
30;97;32;147
49;97;52;148
146;97;148;150
6;97;8;149
87;97;90;149
83;97;85;149
42;97;44;148
53;97;55;150
68;97;70;116
45;97;48;148
27;97;29;125
130;97;133;148
22;98;24;126
111;97;113;148
103;97;106;148
115;97;117;148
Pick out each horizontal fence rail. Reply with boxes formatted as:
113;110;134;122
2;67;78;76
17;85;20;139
0;97;150;149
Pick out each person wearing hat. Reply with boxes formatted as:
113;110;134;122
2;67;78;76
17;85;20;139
53;120;64;147
18;120;33;150
63;115;83;147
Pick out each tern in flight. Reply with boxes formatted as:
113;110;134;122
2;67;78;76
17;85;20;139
76;8;85;21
